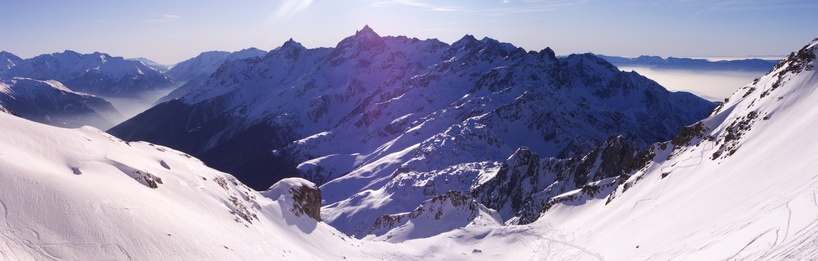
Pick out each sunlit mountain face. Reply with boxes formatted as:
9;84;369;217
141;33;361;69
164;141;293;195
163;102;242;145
110;26;715;191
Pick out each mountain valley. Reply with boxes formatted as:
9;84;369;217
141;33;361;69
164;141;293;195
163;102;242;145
1;24;817;260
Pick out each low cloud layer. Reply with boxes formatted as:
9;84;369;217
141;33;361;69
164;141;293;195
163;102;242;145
620;66;761;101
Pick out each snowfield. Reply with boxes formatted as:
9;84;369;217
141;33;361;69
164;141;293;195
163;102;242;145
0;112;393;260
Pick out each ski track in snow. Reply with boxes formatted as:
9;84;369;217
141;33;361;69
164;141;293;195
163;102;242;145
715;177;818;259
0;198;10;259
529;234;606;260
627;142;716;218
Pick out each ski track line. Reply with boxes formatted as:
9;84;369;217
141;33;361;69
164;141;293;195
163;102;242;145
627;141;716;218
527;233;605;261
727;227;780;261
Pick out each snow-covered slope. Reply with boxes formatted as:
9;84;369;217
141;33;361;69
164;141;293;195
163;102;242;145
0;112;420;260
0;77;123;129
0;108;601;260
4;50;174;97
506;37;818;259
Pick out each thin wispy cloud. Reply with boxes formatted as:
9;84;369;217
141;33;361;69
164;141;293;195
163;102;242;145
271;0;315;20
373;0;460;12
477;0;589;16
658;0;818;16
373;0;586;15
145;14;180;23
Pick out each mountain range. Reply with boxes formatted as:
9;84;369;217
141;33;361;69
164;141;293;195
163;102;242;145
598;54;779;72
110;26;714;190
0;50;179;128
157;48;267;104
0;49;268;129
1;27;817;260
109;26;716;239
2;50;175;98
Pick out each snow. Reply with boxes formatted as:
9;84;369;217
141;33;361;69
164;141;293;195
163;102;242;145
0;110;578;260
261;177;317;201
0;113;411;260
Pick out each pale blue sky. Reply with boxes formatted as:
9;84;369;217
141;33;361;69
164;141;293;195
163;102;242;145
1;0;816;64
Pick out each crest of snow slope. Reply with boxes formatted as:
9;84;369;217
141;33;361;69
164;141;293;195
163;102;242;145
0;77;124;129
0;112;448;260
129;57;170;73
5;50;174;97
503;38;818;260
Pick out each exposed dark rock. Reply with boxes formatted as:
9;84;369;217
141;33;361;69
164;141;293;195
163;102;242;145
473;136;642;224
289;184;322;222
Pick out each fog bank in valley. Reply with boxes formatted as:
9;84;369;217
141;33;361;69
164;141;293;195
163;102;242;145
620;66;764;101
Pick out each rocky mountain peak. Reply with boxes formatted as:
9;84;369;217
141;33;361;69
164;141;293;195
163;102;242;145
355;25;380;39
59;50;82;57
452;34;478;48
333;25;386;55
0;51;22;72
281;38;304;49
278;38;306;59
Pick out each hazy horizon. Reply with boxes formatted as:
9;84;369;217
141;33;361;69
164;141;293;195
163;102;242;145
2;1;817;64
